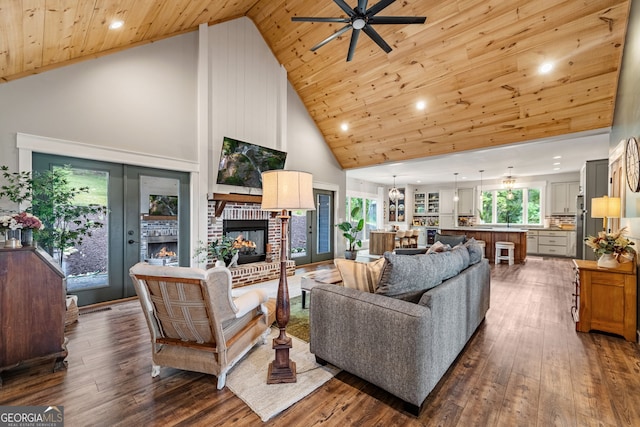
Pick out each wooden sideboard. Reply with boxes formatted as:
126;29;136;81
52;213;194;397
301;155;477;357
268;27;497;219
572;259;637;342
0;247;68;385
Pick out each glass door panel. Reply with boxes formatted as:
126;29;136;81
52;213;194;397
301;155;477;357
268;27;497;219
290;189;334;265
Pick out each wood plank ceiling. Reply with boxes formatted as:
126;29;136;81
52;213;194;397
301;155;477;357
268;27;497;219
0;0;630;170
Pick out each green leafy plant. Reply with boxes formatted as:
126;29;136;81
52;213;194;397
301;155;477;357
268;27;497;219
336;206;364;252
0;165;107;263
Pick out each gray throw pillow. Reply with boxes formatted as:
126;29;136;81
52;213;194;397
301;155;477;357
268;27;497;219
464;237;483;265
434;233;466;247
376;252;442;297
427;244;470;281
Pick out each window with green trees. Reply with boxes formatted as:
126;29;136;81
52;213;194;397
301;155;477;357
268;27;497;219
346;196;377;240
480;186;542;225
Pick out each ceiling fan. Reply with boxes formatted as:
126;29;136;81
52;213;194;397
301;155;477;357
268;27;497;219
292;0;426;62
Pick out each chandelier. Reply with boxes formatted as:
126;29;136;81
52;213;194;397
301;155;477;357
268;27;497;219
503;166;515;200
388;175;401;202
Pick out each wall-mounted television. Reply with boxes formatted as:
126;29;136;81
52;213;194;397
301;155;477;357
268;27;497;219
149;195;178;216
216;137;287;188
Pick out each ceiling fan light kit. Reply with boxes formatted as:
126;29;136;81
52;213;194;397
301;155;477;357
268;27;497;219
292;0;426;62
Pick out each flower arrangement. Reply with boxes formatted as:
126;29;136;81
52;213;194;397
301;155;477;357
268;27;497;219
0;215;21;230
585;227;636;260
13;211;43;230
0;212;43;230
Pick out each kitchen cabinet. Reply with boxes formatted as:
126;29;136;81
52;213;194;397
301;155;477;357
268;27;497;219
457;188;474;215
414;192;426;215
426;192;439;214
527;230;539;254
537;230;568;256
573;259;636;341
551;182;580;215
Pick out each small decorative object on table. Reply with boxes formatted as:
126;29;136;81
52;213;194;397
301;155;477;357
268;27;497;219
585;227;636;268
14;211;43;246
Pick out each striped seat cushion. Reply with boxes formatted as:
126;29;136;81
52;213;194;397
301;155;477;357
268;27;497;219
334;258;385;293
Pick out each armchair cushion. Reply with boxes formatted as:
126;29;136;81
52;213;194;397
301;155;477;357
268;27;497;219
233;289;269;318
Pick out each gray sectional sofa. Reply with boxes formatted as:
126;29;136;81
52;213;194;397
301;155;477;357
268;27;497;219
309;243;490;415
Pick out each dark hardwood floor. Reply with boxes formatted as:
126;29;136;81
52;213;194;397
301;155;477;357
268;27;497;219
2;257;640;426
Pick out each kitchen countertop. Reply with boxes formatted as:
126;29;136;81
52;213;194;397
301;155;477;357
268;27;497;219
440;227;527;232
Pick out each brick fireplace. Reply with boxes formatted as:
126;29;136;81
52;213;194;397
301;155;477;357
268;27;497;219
208;198;295;287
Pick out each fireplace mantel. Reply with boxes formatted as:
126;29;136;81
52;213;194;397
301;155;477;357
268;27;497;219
209;193;262;217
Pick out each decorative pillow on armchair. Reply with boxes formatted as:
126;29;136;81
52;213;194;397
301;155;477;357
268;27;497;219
334;258;385;293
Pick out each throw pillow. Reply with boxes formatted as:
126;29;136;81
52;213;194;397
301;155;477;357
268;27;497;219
427;241;450;253
334;258;385;293
427;245;470;281
376;252;442;297
434;233;466;247
464;237;483;265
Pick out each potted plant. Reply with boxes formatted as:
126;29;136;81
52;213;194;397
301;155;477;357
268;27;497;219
585;227;635;268
336;206;364;260
210;235;240;267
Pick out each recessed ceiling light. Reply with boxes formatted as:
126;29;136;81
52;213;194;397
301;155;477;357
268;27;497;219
340;123;349;131
416;180;421;183
416;100;426;110
553;162;561;166
109;20;124;30
553;155;562;159
539;62;553;74
554;167;560;171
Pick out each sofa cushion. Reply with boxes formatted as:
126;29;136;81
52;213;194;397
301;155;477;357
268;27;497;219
376;252;442;297
427;244;470;281
334;258;385;293
464;237;483;265
434;233;466;247
427;241;450;253
395;247;428;255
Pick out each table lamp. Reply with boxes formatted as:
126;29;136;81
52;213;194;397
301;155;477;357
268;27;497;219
261;170;315;384
591;195;621;232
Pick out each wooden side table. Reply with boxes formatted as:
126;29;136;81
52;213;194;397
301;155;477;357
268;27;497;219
573;259;637;341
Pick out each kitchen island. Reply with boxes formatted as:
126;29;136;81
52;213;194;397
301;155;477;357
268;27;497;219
439;227;527;264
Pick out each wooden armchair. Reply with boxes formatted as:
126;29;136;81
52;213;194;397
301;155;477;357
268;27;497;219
129;263;274;389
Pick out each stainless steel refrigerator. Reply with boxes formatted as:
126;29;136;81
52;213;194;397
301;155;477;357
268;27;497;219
576;159;609;260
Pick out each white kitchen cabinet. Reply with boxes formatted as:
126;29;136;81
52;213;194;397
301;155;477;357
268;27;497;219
439;190;454;215
426;192;439;214
526;230;539;254
414;192;426;215
551;182;580;215
537;230;569;256
457;188;474;215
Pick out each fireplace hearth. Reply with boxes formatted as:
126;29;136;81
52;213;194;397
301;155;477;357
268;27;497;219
223;219;268;265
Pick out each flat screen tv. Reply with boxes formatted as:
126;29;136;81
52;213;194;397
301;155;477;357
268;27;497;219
149;195;178;216
216;137;287;188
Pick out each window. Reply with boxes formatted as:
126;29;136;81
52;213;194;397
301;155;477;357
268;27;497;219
346;196;377;240
480;185;543;226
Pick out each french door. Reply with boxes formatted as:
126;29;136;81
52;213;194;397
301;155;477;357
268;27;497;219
290;189;334;265
32;154;190;306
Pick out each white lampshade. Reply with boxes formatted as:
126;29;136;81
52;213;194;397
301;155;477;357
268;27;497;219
591;196;608;218
591;195;621;219
261;170;315;211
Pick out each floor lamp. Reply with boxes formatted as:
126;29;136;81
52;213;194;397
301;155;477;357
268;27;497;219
261;170;315;384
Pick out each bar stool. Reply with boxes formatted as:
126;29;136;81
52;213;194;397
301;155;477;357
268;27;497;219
409;229;419;248
495;241;515;265
476;240;486;258
395;230;405;248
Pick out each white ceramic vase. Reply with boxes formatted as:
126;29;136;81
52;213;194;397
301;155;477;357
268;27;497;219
597;253;618;268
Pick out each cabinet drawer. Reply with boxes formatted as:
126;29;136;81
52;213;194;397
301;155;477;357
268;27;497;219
538;245;566;255
538;230;568;237
539;236;567;246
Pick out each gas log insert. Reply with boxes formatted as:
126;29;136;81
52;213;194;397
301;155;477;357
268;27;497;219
223;219;268;265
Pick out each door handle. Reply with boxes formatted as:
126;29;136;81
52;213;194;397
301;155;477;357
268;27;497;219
128;239;138;244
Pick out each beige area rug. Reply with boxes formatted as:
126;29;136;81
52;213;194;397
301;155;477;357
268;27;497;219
226;328;340;422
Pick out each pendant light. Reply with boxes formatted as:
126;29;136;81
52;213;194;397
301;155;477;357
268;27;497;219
503;166;515;200
453;172;459;202
388;175;401;202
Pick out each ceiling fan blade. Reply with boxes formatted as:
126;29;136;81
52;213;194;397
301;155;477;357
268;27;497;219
311;24;353;52
347;29;361;62
292;17;351;23
368;16;427;25
357;0;369;15
334;0;356;17
366;0;395;17
363;25;392;53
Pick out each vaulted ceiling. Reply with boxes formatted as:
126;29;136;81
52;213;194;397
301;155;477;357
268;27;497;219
0;0;630;170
